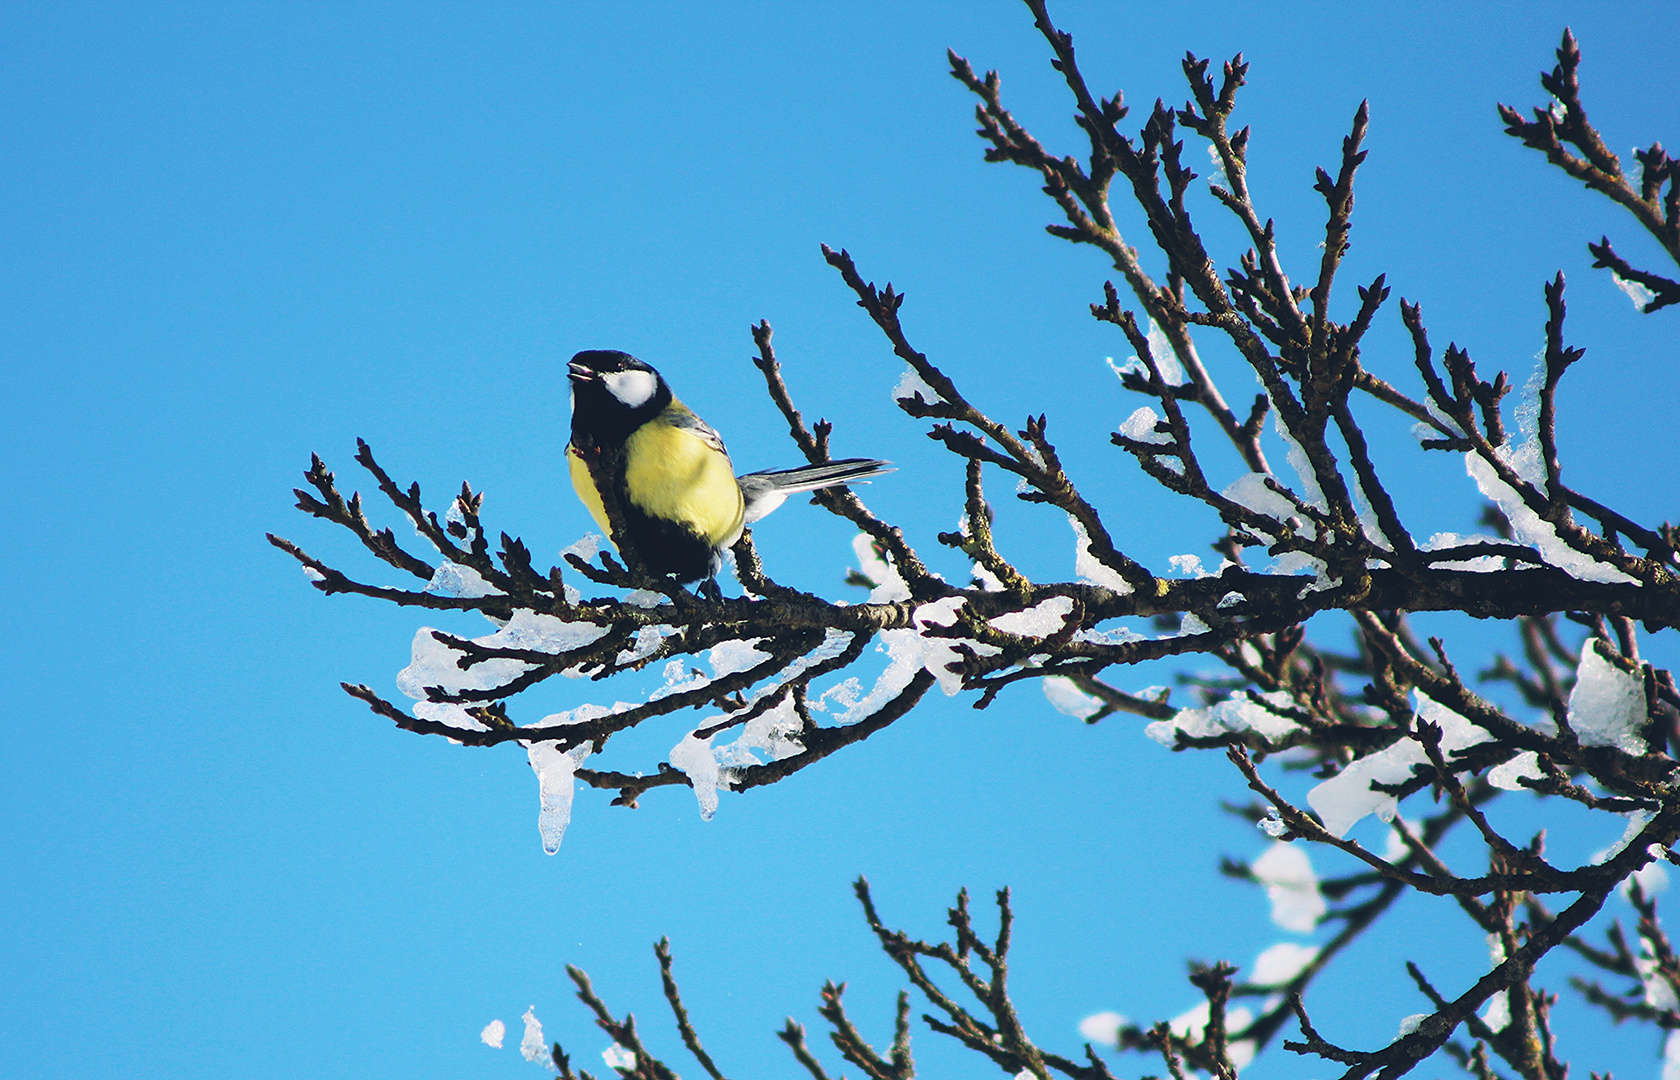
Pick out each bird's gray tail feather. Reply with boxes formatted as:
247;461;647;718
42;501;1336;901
736;458;893;524
737;457;893;496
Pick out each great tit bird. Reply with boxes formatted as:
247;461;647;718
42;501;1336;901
566;349;891;586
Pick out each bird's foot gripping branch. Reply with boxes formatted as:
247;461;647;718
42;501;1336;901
275;4;1680;1077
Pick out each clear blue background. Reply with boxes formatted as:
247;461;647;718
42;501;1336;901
4;3;1677;1078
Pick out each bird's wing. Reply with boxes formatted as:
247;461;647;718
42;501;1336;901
662;403;729;456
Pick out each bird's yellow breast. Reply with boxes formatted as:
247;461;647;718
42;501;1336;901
568;418;744;549
568;447;613;536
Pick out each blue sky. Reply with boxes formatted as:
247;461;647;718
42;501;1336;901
4;3;1678;1079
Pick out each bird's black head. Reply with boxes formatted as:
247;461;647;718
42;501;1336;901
568;350;673;445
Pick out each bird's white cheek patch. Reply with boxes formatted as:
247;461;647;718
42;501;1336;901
602;369;658;409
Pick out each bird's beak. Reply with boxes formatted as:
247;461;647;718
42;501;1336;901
567;360;598;384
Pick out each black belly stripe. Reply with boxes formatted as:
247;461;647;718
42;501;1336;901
620;501;718;583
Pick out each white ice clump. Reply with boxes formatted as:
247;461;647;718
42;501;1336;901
1465;446;1636;585
990;596;1075;638
562;534;604;563
520;1008;548;1064
1222;453;1339;583
1077;1011;1126;1047
1147;690;1302;748
758;630;853;709
1567;641;1649;754
1206;142;1230;187
1106;355;1141;379
623;589;669;609
833;630;923;723
1349;475;1395;552
398;610;612;722
640;696;813;828
1252;942;1320;986
522;701;627;854
1307;691;1492;838
528;740;586;855
1479;939;1513;1032
1592;811;1661;893
1639;940;1680;1011
1281;553;1335;595
1383;818;1418;862
853;533;911;603
1166;1000;1212;1039
1613;272;1656;310
1223;473;1303;531
558;535;601;601
1410;396;1468;447
893;366;940;404
825;599;998;719
651;658;710;701
1175;612;1212;638
1591;811;1669;901
647;636;779;712
912;596;999;696
603;1044;637;1070
1105;319;1186;387
1168;553;1207;577
1074;624;1145;646
1070;515;1133;594
1629;853;1671;899
1480;993;1511;1033
425;560;500;599
1119;405;1173;445
302;565;326;582
1488;751;1545;791
1043;676;1103;720
1274;412;1329;512
670;731;723;820
481;1019;506;1049
410;701;489;733
1021;443;1045;471
1397;1014;1427;1036
1146;318;1185;385
952;514;1001;594
1220;471;1337;589
445;496;478;540
616;624;676;666
1167;1002;1254;1067
1258;807;1288;838
709;638;772;678
1252;841;1326;932
1421;531;1509;572
810;678;863;714
503;609;612;652
713;694;807;768
1665;1029;1680;1080
400;625;526;701
1478;940;1512;1035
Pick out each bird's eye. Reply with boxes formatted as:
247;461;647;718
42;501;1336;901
602;369;659;409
